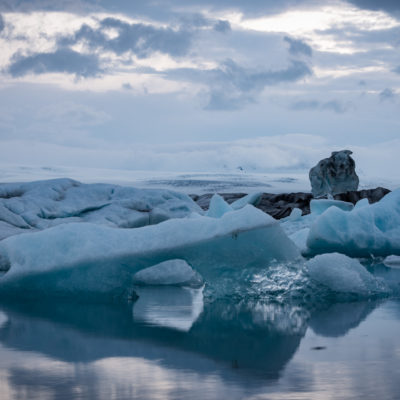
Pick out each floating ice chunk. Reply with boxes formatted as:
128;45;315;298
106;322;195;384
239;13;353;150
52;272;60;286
0;205;299;298
282;207;303;222
383;255;400;268
206;194;232;218
133;259;203;287
354;198;369;209
310;199;354;215
231;192;263;210
307;189;400;257
289;228;310;252
306;253;388;297
0;178;202;240
132;286;204;331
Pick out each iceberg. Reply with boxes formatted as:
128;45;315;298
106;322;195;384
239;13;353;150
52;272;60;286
306;189;400;257
310;199;354;215
0;178;202;240
0;205;300;299
133;259;203;287
306;253;388;297
205;194;233;218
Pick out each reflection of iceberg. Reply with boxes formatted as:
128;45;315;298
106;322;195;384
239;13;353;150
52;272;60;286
309;301;379;337
0;206;299;299
0;297;305;380
132;287;204;331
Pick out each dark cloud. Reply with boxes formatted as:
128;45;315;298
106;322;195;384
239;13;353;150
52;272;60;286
0;14;4;32
346;0;400;13
169;59;312;110
284;36;312;57
291;99;350;113
60;17;192;58
380;88;396;101
8;48;102;77
214;20;231;33
393;66;400;74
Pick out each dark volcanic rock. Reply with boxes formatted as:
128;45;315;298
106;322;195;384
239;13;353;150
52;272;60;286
256;192;312;219
191;187;390;220
333;187;390;204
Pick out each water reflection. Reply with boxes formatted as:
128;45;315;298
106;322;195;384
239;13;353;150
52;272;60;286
0;291;305;379
0;287;397;400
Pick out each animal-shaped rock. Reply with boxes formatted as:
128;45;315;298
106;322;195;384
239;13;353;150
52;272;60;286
309;150;359;198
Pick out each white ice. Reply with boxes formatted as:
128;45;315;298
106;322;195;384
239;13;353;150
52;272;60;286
0;178;202;241
306;253;388;297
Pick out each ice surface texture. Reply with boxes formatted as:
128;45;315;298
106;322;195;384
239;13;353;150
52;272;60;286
0;178;202;241
133;259;203;287
309;150;359;197
0;205;299;298
306;253;388;297
307;188;400;257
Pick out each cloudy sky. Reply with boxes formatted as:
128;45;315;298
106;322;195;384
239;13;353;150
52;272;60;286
1;0;400;176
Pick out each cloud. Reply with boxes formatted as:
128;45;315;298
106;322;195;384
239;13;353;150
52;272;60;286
7;48;102;77
284;36;312;57
0;0;315;18
290;99;351;113
60;17;192;58
168;59;312;110
0;14;4;32
380;88;396;101
393;66;400;74
214;20;231;33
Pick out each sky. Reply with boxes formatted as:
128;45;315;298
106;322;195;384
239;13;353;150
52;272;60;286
0;0;400;178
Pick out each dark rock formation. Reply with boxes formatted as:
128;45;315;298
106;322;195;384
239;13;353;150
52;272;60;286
333;187;390;204
309;150;359;197
191;187;390;220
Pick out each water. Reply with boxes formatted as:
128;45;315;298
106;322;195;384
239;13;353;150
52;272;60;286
0;288;400;400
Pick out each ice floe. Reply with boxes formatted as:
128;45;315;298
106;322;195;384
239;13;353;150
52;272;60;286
306;253;389;297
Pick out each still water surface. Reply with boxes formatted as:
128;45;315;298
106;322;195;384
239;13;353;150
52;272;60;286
0;287;399;400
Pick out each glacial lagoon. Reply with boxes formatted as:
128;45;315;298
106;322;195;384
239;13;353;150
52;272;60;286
1;177;400;399
0;288;400;400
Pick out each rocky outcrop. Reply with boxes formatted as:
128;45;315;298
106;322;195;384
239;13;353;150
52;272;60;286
191;187;390;219
309;150;359;197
